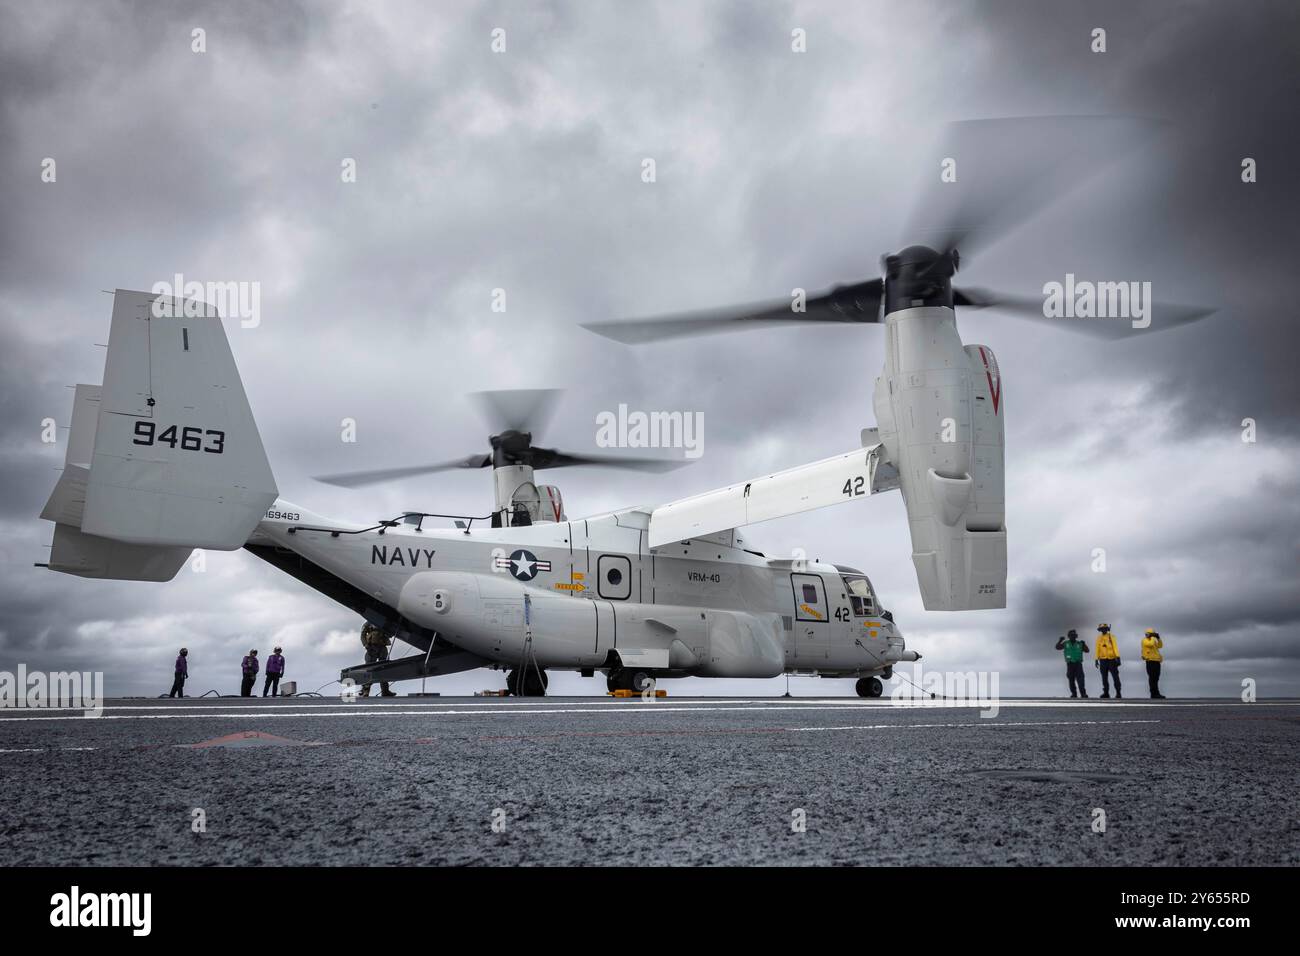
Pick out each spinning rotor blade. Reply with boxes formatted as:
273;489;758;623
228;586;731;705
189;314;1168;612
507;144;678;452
313;454;492;489
469;388;563;435
904;115;1159;262
956;287;1216;339
528;447;691;473
582;279;883;344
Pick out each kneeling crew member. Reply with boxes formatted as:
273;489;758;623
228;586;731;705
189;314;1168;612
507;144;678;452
1142;629;1165;699
1055;629;1089;698
1094;624;1121;699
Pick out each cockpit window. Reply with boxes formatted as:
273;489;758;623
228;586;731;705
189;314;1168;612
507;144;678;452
841;575;876;616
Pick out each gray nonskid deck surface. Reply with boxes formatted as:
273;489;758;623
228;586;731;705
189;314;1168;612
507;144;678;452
0;697;1295;866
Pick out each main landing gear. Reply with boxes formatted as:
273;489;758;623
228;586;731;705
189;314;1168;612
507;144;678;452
506;668;548;697
855;676;884;698
606;669;656;694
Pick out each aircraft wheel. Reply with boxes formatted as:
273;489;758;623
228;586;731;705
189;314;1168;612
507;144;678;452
606;672;621;694
628;671;655;694
522;669;548;697
505;670;521;696
856;676;883;698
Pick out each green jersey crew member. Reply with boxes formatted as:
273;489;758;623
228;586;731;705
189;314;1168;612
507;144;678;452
1055;629;1089;698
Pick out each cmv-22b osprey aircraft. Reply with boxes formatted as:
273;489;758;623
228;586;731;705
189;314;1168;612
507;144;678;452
36;270;1003;698
37;119;1210;696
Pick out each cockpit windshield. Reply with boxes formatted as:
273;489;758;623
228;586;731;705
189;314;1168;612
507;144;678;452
841;574;877;617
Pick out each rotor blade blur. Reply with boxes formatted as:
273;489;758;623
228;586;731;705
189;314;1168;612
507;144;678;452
529;447;692;472
313;454;493;488
956;287;1216;339
583;279;883;344
904;115;1160;261
469;389;563;435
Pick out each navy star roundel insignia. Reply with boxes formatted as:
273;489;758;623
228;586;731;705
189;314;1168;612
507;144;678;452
496;549;552;582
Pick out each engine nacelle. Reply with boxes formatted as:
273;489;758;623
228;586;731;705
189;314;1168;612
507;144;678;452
873;307;1006;610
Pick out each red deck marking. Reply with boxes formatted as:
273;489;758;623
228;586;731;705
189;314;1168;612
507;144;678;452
190;731;322;749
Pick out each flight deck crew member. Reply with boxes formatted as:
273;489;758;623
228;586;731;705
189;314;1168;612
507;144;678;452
263;647;285;697
1141;629;1166;699
358;624;396;698
241;649;259;697
1055;629;1090;698
169;647;188;699
1094;624;1122;699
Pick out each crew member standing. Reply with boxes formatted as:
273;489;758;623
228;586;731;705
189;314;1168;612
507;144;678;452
1055;629;1090;698
1141;628;1166;699
358;624;396;698
241;649;259;698
169;647;189;699
1094;624;1122;699
263;646;285;697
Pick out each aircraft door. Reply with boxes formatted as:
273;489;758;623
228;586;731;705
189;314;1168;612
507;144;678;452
790;572;829;662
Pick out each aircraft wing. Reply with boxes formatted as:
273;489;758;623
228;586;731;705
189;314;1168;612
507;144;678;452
648;444;897;548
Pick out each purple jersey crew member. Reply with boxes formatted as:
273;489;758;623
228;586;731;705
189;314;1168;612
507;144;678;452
263;648;285;697
241;650;259;698
169;648;189;699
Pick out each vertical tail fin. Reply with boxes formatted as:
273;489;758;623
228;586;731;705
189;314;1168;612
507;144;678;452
39;290;278;580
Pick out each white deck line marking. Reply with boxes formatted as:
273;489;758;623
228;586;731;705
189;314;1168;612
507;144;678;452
5;697;1285;715
1;704;983;721
790;719;1161;731
5;699;791;712
0;701;1205;723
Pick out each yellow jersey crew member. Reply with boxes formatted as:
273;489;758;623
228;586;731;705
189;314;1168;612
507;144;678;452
1094;624;1121;699
1141;629;1166;699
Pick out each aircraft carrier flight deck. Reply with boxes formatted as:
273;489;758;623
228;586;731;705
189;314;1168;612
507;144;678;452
1;696;1295;867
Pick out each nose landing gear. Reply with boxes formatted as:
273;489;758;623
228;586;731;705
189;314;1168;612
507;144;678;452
855;676;884;698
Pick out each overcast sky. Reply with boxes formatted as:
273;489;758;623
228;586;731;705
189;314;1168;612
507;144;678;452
1;0;1296;700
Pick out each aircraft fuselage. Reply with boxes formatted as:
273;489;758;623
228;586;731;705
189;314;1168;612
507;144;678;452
247;501;911;681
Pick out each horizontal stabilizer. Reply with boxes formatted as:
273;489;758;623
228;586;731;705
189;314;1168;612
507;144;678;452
48;522;191;581
41;464;89;527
